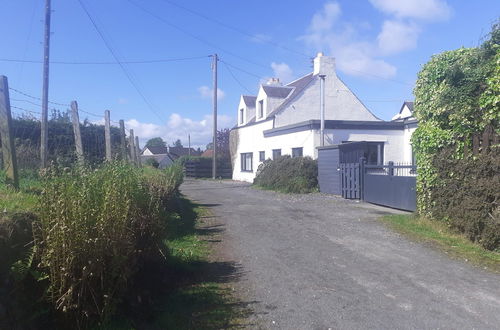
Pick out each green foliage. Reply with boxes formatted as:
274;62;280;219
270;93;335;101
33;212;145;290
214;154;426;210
429;147;500;251
34;162;183;326
144;157;160;168
413;22;500;217
145;137;166;148
254;156;318;193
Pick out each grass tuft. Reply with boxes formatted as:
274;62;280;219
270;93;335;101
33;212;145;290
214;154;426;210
382;214;500;273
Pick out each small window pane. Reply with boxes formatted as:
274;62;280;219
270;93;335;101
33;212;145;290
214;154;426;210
292;147;303;158
272;149;281;159
259;151;265;161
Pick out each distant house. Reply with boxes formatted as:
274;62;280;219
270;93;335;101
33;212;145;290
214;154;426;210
201;149;214;158
140;145;200;168
230;52;418;182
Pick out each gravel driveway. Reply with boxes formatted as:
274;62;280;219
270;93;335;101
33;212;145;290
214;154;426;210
181;179;500;330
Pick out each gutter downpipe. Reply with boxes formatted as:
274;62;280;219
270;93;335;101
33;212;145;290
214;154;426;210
319;74;326;147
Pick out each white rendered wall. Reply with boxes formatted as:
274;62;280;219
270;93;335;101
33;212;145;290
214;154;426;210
403;122;417;163
142;149;153;156
274;75;380;127
322;128;406;163
232;122;316;182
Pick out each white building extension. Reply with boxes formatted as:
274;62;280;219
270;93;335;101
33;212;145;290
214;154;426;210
230;53;417;182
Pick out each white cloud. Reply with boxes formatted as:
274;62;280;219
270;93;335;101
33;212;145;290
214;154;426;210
270;62;294;84
124;113;233;149
117;98;129;105
299;1;397;78
198;86;225;100
369;0;451;21
377;20;420;55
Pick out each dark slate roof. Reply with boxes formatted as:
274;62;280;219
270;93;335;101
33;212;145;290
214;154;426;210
400;101;414;113
262;85;294;98
242;95;257;107
267;73;315;117
168;147;201;158
144;146;168;155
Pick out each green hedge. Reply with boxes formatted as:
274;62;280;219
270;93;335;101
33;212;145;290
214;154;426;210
430;147;499;251
254;156;318;193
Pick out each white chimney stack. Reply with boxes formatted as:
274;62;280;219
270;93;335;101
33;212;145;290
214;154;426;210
313;52;336;76
266;77;281;86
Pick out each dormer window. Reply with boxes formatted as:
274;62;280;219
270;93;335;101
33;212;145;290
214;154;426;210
240;108;244;124
258;100;264;118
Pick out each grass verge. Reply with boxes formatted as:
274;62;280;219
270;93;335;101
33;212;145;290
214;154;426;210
99;196;247;329
382;214;500;273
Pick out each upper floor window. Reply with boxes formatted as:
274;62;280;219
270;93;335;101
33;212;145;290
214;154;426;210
292;147;303;158
239;108;244;124
272;149;281;159
259;151;265;161
258;100;264;118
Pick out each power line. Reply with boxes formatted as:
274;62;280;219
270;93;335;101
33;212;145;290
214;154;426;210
222;61;253;94
9;87;70;106
0;55;210;65
11;105;42;115
77;0;166;123
125;0;270;70
219;59;262;79
159;0;310;59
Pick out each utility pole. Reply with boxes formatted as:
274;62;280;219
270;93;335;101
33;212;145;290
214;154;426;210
319;74;326;147
188;134;191;156
212;54;218;179
0;76;19;189
40;0;51;168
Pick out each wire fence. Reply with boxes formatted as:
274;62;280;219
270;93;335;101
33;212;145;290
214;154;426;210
1;76;142;185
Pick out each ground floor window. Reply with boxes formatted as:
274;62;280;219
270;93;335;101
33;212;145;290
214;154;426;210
241;152;253;172
272;149;281;159
259;151;265;161
292;147;303;158
366;142;384;165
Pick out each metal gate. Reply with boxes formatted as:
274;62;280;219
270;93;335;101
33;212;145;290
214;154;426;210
340;163;361;199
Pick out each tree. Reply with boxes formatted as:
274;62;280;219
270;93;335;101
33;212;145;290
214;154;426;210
204;129;230;159
172;139;183;148
145;137;166;148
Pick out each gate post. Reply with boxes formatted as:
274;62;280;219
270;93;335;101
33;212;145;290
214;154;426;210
359;157;366;200
388;161;394;176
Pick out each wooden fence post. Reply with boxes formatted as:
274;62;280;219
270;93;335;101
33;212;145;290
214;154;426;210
135;135;141;167
104;110;112;161
119;120;127;161
0;76;19;189
129;129;136;165
70;101;84;165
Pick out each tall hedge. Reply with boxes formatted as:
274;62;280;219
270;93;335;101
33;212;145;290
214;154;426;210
412;22;499;250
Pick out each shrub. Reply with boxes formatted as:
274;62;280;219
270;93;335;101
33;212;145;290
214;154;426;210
430;146;500;251
144;158;160;168
254;156;318;193
34;162;181;326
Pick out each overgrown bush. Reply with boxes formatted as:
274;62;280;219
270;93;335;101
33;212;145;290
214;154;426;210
254;156;318;193
429;146;500;251
33;162;183;327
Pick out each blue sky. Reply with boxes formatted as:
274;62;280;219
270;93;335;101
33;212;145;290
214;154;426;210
1;0;498;147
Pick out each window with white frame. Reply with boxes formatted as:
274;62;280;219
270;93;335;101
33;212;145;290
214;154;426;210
258;100;264;118
239;108;244;124
241;152;253;172
259;151;265;161
272;149;281;159
292;147;303;158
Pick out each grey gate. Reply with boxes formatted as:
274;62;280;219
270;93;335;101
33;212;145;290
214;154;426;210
362;162;416;211
340;163;361;199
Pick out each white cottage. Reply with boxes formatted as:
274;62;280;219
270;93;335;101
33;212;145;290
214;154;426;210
231;53;416;182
